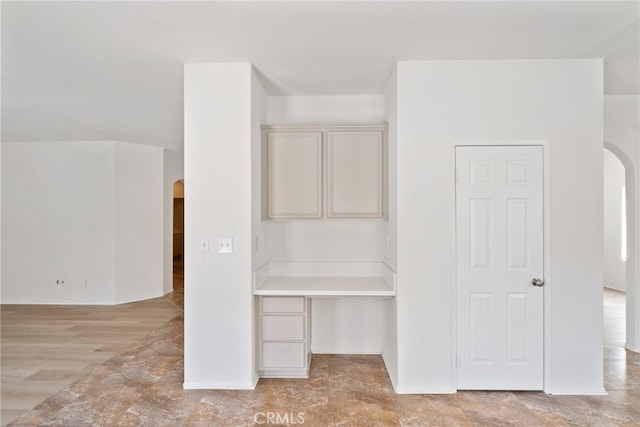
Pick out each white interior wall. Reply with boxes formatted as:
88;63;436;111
311;297;384;353
604;148;626;292
267;95;384;124
163;150;184;295
265;220;386;262
114;142;165;303
1;143;3;288
183;63;257;389
251;69;269;383
382;68;399;389
1;141;116;303
252;76;269;272
1;140;169;305
395;59;604;394
265;94;388;354
604;94;640;352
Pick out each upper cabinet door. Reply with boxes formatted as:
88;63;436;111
327;130;385;218
267;131;323;219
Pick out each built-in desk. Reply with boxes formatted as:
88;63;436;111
253;262;396;297
254;276;395;297
253;262;396;378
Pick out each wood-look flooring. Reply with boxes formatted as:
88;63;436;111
1;295;183;426
1;288;638;426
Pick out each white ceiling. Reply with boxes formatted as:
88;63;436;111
2;1;639;151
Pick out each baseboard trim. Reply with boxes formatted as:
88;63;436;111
183;381;256;390
547;388;608;396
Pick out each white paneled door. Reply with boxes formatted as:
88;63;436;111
456;145;544;390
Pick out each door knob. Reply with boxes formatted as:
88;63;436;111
531;278;545;287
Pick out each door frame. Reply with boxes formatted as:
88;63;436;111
451;140;552;393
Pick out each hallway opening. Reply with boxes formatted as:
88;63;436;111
604;148;627;293
173;180;184;291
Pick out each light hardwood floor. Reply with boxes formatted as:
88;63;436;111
1;296;182;426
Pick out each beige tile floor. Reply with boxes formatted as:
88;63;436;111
2;288;638;426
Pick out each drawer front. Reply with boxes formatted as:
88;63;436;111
262;342;306;368
262;315;304;341
262;297;305;313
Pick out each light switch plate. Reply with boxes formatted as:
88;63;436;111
199;238;209;252
217;238;233;253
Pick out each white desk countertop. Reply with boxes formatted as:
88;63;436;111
254;276;395;297
253;262;396;297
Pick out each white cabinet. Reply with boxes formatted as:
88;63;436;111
263;125;387;219
327;130;384;218
258;296;310;378
265;131;323;219
262;342;306;369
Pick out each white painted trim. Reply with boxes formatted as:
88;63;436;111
542;141;552;394
452;140;551;393
312;350;382;355
262;124;388;131
450;141;458;391
548;388;608;396
394;386;457;394
183;381;257;390
0;297;120;305
627;341;640;353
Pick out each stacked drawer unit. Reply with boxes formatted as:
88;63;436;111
257;296;311;378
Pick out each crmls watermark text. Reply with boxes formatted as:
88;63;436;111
253;412;305;424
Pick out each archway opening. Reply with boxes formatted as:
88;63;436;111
604;148;627;292
603;148;628;358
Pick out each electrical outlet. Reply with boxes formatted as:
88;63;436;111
48;279;65;287
217;238;233;253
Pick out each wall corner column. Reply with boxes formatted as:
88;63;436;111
183;63;255;389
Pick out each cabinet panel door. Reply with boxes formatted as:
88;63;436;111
327;131;384;218
262;316;305;341
267;132;322;219
262;297;306;313
262;342;306;368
